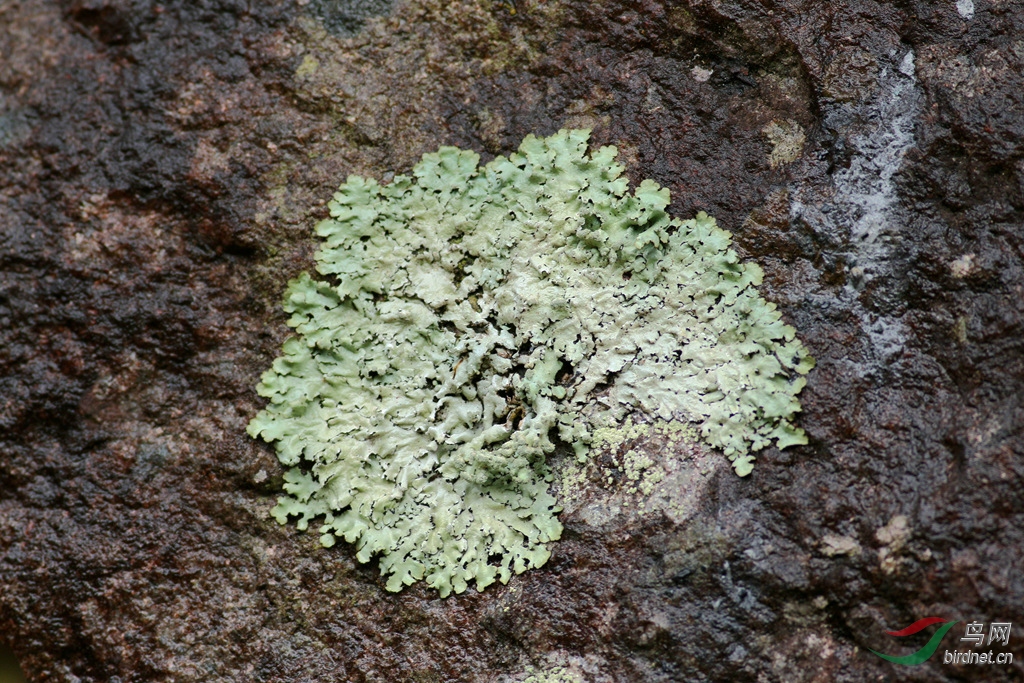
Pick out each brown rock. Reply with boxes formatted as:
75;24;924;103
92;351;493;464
2;0;1022;680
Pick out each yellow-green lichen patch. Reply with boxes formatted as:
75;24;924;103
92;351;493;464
621;449;663;496
518;665;582;683
552;418;719;526
554;418;693;507
504;651;607;683
248;129;813;596
762;118;806;168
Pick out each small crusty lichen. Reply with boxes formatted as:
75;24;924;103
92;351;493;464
248;129;813;596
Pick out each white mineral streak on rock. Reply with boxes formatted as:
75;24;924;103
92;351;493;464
790;54;923;364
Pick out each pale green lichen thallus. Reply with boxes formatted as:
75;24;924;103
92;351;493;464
247;129;814;596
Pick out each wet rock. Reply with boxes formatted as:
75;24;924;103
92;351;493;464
1;0;1022;681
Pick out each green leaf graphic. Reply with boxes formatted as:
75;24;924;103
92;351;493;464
870;620;959;666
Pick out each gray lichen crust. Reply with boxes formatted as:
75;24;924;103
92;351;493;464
248;129;814;596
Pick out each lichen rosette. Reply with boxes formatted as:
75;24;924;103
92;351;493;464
248;129;813;596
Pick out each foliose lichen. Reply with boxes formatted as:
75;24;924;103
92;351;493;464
248;129;813;596
518;664;582;683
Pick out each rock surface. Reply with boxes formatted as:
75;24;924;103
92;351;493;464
1;0;1022;681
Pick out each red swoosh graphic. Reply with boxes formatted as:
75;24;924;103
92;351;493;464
886;617;949;637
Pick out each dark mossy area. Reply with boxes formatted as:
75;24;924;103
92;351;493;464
1;0;1022;681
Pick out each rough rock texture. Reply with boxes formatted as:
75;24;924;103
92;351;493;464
1;0;1022;681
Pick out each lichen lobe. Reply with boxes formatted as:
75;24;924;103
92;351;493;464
248;129;813;596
